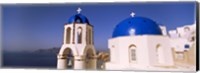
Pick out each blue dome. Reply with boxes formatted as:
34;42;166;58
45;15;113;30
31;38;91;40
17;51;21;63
68;14;90;24
112;16;162;38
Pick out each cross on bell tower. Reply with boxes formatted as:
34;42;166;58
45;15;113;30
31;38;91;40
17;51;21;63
77;7;82;14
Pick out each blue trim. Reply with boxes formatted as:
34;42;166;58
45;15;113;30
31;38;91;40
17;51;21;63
184;44;190;48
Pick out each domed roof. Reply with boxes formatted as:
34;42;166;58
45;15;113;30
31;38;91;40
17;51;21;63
112;16;162;38
68;14;90;24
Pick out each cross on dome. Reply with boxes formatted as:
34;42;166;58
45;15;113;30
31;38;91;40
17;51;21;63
77;7;82;14
130;12;135;17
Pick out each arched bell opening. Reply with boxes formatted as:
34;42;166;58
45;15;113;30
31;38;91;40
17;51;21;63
65;48;74;69
85;48;97;69
57;48;75;69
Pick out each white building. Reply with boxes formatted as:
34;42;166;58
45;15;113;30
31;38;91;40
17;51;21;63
105;12;196;71
57;8;97;70
57;8;196;71
169;22;196;69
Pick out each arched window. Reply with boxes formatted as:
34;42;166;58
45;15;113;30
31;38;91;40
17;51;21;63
66;27;71;44
75;18;82;23
76;19;81;23
184;27;190;32
77;27;82;44
156;44;163;64
129;44;137;62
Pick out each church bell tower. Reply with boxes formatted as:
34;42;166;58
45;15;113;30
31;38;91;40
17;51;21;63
57;8;97;70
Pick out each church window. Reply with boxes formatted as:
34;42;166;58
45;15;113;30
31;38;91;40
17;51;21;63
77;27;82;44
131;49;136;61
75;18;82;23
129;44;137;62
184;27;190;32
76;19;81;23
156;44;163;64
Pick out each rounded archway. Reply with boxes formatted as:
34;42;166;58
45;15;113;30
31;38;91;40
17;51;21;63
64;48;74;69
84;48;97;69
156;44;165;64
57;48;75;69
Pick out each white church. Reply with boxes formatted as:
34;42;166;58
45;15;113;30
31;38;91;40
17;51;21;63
57;8;196;71
57;8;97;70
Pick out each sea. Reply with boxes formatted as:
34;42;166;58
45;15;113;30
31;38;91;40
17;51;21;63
2;51;57;68
2;51;104;69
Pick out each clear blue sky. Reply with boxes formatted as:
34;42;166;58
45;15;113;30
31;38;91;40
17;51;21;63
2;2;196;51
